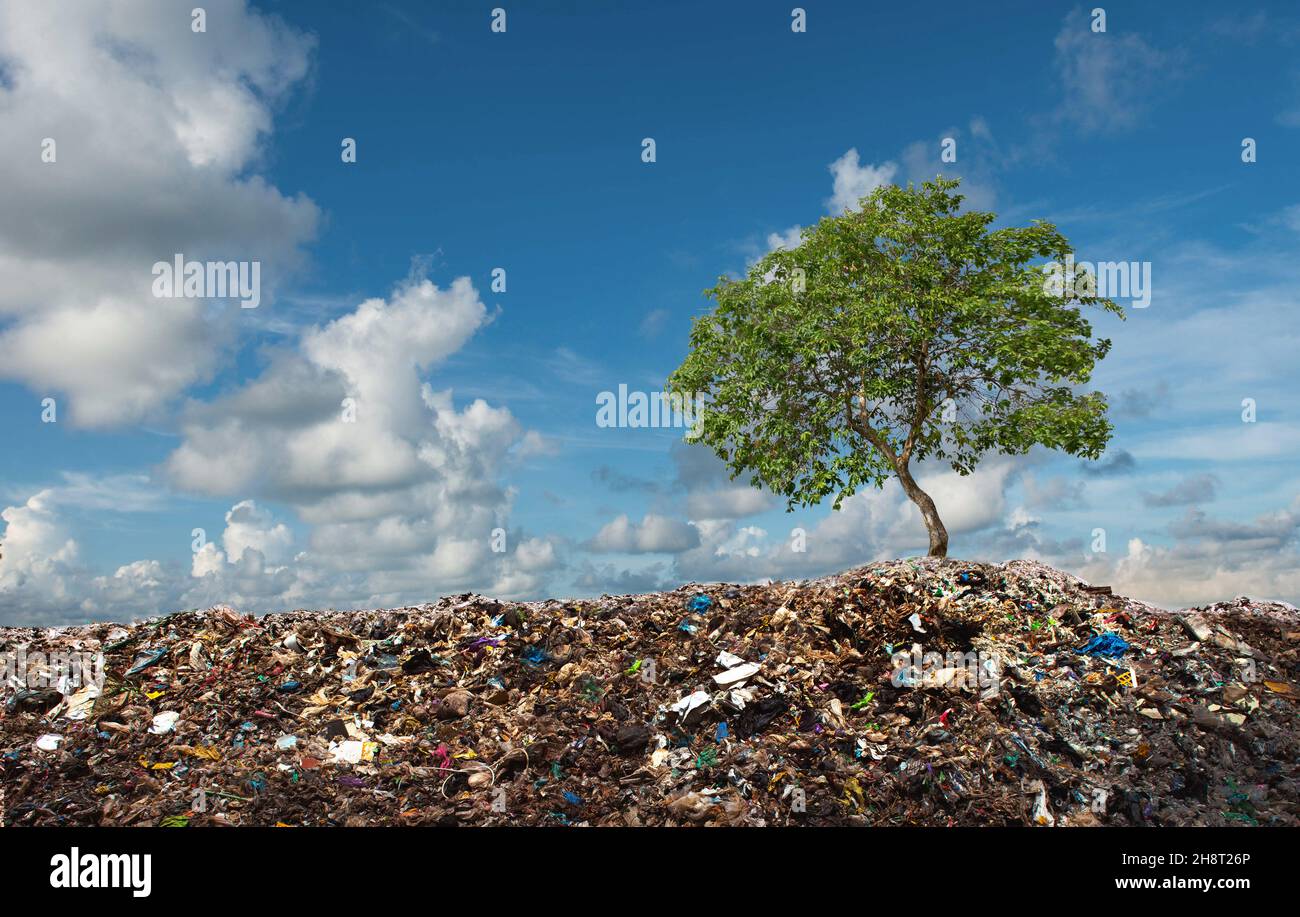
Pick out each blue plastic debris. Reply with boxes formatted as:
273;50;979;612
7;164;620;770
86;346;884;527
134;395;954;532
1074;633;1131;659
562;791;583;805
687;594;713;613
277;680;301;693
715;721;729;742
124;647;168;677
521;646;548;666
678;618;699;634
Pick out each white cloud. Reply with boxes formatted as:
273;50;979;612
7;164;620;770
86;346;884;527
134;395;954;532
1080;521;1300;610
686;486;773;520
15;270;549;624
762;135;996;264
222;500;293;565
191;542;226;578
159;270;559;607
513;537;559;573
303;277;489;420
0;489;179;625
166;275;495;504
0;491;80;578
915;459;1017;535
93;560;166;601
588;514;700;553
826;148;897;215
0;0;319;426
762;130;999;265
1052;12;1172;133
765;225;804;252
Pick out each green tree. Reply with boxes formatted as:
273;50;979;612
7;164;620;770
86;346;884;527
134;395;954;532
668;177;1122;558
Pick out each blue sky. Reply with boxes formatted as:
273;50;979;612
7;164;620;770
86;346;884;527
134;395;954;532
1;0;1298;624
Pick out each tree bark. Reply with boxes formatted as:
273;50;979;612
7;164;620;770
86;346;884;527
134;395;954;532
895;462;948;557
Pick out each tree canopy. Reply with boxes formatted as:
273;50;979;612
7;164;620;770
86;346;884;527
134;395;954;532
667;177;1122;557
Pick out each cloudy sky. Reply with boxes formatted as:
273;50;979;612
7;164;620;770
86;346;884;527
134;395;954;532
1;0;1297;625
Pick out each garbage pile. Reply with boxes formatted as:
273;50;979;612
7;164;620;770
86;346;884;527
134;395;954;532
2;558;1297;826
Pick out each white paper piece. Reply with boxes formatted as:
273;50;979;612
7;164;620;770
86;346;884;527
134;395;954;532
330;739;365;764
669;690;712;719
149;711;180;734
713;662;761;686
729;687;755;709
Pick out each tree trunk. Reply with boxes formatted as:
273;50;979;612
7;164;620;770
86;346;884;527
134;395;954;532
896;463;948;557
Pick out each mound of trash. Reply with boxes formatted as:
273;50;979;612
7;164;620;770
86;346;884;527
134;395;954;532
2;558;1297;826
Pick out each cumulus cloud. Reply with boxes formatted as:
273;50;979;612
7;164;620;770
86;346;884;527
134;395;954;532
221;500;294;564
166;275;493;504
588;514;700;554
825;148;898;215
0;476;307;623
663;456;1024;586
0;258;571;624
0;488;178;626
0;492;80;582
1075;505;1300;610
686;487;773;520
765;225;804;252
670;441;774;519
0;0;319;426
762;129;1000;263
163;271;558;603
628;441;1300;613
